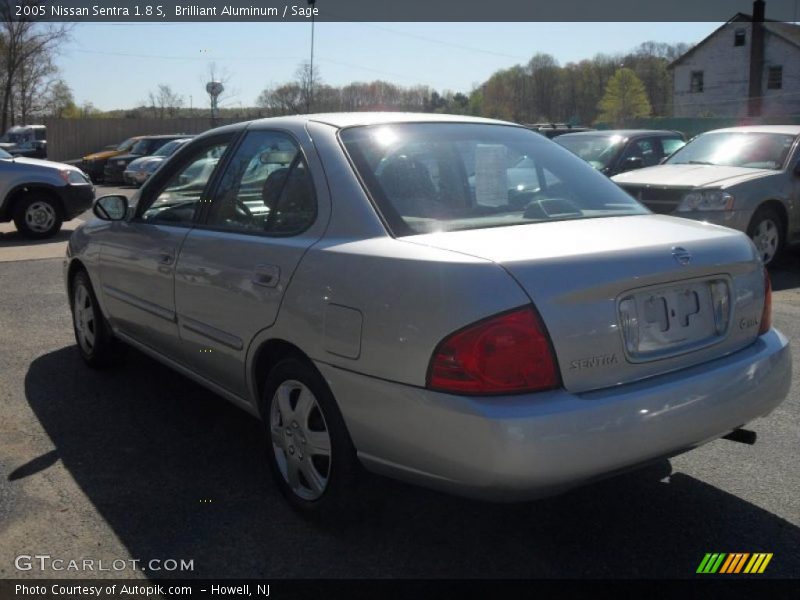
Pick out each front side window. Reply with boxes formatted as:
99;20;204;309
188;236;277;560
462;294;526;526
206;130;316;235
620;139;659;167
340;123;648;236
690;71;704;93
139;141;230;224
666;132;795;170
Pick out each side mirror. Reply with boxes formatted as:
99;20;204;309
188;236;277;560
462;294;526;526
93;195;128;221
622;156;644;171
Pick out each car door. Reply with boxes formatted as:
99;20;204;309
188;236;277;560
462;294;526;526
173;128;330;398
97;133;234;359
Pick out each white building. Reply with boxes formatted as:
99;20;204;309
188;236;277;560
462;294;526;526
671;1;800;118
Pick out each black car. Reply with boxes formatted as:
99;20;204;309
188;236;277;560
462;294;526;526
103;135;187;184
524;123;594;139
555;129;687;176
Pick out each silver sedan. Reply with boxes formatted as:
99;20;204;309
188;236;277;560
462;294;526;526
65;113;791;514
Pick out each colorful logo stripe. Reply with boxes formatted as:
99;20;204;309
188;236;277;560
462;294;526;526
697;553;773;574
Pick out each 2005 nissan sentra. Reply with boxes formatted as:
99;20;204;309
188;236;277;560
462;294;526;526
64;113;791;514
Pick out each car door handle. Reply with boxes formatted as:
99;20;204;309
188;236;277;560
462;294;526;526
252;264;280;288
157;249;174;265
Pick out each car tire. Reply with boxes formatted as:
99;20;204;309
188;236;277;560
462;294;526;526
261;357;364;517
747;207;784;266
12;194;63;239
70;270;124;368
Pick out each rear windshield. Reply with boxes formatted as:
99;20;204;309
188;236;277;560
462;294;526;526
131;138;172;155
117;138;135;151
340;123;648;236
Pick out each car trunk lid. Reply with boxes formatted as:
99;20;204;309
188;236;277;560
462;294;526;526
402;214;766;393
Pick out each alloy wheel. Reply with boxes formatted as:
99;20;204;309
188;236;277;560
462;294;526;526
269;380;332;501
73;283;96;355
753;218;779;265
25;201;56;233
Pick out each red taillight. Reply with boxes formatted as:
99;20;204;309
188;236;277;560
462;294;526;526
759;268;772;335
427;306;560;395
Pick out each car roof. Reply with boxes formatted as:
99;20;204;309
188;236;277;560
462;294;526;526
703;125;800;135
244;112;516;130
557;129;681;139
135;134;191;140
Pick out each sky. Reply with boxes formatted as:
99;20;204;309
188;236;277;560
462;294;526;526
57;22;723;111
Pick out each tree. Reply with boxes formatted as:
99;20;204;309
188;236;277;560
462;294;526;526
0;2;71;129
147;84;184;118
597;68;652;126
294;61;321;113
41;79;75;118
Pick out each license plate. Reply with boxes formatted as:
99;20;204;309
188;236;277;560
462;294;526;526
619;278;730;362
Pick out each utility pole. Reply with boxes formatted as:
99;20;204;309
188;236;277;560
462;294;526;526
307;0;316;113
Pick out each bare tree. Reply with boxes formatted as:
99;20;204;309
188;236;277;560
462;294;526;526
0;1;72;130
15;51;56;122
147;84;184;119
294;61;321;113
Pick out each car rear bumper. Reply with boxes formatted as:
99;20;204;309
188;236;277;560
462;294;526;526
58;184;95;220
317;328;791;501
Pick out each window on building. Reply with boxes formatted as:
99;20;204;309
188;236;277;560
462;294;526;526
690;71;704;93
734;28;746;46
767;66;783;90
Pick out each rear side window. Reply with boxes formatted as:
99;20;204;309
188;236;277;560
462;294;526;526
206;130;316;236
340;123;647;236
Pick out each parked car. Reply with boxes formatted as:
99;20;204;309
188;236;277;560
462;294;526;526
556;129;686;176
0;147;93;238
81;137;143;183
103;135;188;184
613;125;800;265
0;125;47;159
66;113;790;514
525;123;594;138
123;137;194;186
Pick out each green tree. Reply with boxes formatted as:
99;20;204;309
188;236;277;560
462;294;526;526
597;68;652;126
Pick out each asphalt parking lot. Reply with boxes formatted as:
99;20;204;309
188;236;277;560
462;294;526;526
0;189;798;579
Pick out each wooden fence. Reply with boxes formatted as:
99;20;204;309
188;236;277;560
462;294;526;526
42;117;250;162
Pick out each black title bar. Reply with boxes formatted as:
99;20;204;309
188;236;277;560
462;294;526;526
5;0;800;22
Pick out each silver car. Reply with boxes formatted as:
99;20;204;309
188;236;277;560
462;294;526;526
613;125;800;265
0;147;94;238
65;114;791;513
123;138;193;186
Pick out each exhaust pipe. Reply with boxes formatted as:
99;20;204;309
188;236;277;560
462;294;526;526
722;428;757;445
